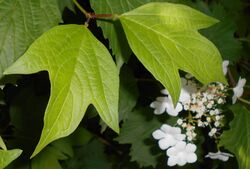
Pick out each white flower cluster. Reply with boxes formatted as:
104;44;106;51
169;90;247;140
150;61;245;166
150;78;197;117
152;124;197;166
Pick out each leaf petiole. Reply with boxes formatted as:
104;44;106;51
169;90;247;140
72;0;119;23
72;0;90;18
238;98;250;105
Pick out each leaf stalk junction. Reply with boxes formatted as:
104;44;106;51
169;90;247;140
72;0;118;26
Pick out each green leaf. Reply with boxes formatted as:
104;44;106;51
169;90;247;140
0;136;7;151
0;0;63;79
0;149;22;169
116;108;161;167
220;105;250;169
4;25;119;157
90;0;136;70
51;139;74;158
69;127;93;146
32;146;67;169
90;0;191;70
58;0;74;12
32;128;92;169
62;139;112;169
100;65;138;132
119;2;227;104
118;66;138;121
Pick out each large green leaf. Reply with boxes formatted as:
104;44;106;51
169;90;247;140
0;0;63;79
220;105;250;169
119;2;227;104
89;0;186;70
0;149;22;169
116;108;161;167
4;25;119;157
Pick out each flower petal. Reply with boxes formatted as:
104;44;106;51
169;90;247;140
161;89;169;95
222;60;229;75
175;134;186;141
177;155;187;166
187;153;197;163
152;130;165;139
167;156;178;166
175;141;186;151
232;95;237;104
186;143;197;153
221;152;234;157
167;146;177;156
150;101;166;115
159;138;171;150
160;124;172;133
218;155;229;161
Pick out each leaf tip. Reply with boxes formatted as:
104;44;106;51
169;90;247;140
108;122;120;134
30;137;49;159
30;148;40;159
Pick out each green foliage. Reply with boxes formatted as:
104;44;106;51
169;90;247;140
220;105;250;169
119;2;227;104
200;4;242;62
0;137;22;169
90;0;132;70
0;149;22;169
116;108;161;167
0;0;249;168
118;66;139;121
4;25;119;157
58;0;74;12
0;136;6;150
31;147;67;169
90;0;182;70
0;0;63;79
62;139;111;169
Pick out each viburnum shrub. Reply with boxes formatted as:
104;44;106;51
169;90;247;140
0;0;249;169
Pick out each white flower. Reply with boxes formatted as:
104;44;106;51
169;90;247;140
161;89;169;95
215;115;222;121
166;101;183;116
152;124;185;150
217;98;224;104
198;120;204;127
177;119;183;125
150;96;183;116
179;78;197;103
222;60;229;75
214;109;220;115
205;151;233;161
214;121;220;127
150;97;169;115
208;128;217;137
182;122;187;128
209;110;215;116
232;77;246;104
167;141;197;166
